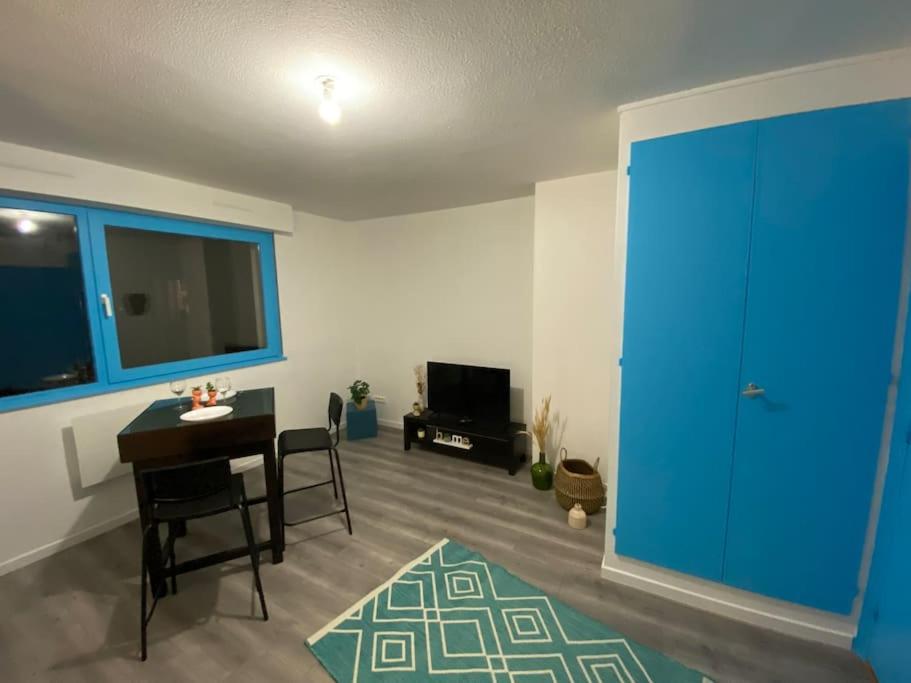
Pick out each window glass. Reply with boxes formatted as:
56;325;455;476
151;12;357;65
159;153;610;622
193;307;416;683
0;208;95;396
104;226;267;369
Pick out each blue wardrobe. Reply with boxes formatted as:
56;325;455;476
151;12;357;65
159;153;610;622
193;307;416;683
616;99;911;614
855;348;911;679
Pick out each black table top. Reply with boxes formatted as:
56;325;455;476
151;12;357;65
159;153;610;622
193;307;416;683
119;387;275;437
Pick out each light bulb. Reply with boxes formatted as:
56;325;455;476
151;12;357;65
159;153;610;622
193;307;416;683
319;98;341;125
316;76;341;125
16;218;37;234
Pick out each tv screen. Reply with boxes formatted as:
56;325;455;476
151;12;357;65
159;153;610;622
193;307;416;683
427;361;510;424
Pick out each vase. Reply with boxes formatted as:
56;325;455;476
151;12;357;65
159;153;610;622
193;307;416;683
207;390;218;406
568;503;587;530
355;398;368;410
531;452;554;491
191;389;202;410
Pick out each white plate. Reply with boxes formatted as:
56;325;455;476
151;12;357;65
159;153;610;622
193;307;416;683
218;389;238;400
179;406;234;422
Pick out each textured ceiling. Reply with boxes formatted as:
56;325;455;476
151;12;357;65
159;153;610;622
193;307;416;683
2;1;911;220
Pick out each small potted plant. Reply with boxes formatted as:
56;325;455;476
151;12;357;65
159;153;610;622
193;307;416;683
206;381;218;406
348;379;371;410
191;385;203;410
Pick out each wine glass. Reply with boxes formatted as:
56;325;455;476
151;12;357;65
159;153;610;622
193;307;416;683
169;379;186;409
216;375;231;399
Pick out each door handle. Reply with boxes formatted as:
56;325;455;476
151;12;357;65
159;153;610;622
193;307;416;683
100;293;113;318
742;383;765;398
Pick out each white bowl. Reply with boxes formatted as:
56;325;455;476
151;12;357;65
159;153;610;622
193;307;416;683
179;405;234;422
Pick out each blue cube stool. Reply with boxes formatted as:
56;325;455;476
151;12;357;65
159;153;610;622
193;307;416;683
346;400;378;440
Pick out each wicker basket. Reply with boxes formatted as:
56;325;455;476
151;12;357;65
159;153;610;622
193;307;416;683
554;447;604;514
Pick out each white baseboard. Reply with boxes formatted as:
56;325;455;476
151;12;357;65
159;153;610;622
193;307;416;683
601;555;856;649
378;417;404;430
0;508;138;577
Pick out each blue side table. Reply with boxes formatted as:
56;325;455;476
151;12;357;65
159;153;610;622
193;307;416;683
346;400;378;440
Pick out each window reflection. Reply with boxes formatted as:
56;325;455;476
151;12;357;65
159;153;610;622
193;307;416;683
0;208;95;396
105;227;267;369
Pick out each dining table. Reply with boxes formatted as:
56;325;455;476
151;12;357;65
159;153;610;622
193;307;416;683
117;386;284;597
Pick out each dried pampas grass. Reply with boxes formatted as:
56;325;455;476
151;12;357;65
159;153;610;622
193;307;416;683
524;394;551;454
413;364;426;400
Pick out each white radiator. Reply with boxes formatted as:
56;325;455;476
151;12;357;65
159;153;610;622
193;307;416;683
72;403;148;487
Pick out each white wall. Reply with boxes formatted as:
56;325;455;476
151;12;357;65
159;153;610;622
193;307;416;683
0;140;293;233
532;172;616;475
351;198;535;427
603;47;911;647
0;210;358;574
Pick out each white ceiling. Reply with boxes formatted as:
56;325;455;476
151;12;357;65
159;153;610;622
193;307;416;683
2;1;911;220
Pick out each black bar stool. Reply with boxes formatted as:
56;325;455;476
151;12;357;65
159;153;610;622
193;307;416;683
139;456;268;661
278;392;352;541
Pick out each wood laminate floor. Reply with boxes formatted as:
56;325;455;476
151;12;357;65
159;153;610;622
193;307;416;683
0;429;871;682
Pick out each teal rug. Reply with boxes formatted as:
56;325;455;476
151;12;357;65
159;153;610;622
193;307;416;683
307;539;712;682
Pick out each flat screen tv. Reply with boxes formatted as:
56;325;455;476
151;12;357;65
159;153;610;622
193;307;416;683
427;361;510;425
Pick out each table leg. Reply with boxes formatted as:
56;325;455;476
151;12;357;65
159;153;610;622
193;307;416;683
133;466;167;598
261;439;284;563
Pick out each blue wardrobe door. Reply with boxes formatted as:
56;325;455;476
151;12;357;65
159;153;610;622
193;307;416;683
723;100;911;613
616;122;758;580
856;290;911;676
856;441;911;680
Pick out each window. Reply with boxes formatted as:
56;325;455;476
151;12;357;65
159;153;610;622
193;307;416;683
0;204;95;398
105;227;266;369
0;197;283;412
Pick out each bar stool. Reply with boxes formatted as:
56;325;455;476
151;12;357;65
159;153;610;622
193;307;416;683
278;392;352;542
138;456;268;661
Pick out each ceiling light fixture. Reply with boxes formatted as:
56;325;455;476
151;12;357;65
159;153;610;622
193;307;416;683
16;218;37;234
317;76;341;125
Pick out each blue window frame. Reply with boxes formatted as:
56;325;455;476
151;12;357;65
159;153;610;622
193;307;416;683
0;195;284;413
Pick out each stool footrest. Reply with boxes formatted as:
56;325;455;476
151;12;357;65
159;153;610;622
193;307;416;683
283;480;333;496
283;509;348;527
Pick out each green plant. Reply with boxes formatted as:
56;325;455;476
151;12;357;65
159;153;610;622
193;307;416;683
206;381;216;392
348;379;370;404
192;385;202;392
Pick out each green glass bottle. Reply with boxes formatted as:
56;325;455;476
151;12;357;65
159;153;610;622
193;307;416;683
531;452;554;490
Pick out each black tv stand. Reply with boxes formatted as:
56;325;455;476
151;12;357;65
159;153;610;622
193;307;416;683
403;410;527;475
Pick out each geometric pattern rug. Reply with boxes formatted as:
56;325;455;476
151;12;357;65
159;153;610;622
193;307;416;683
307;539;713;682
